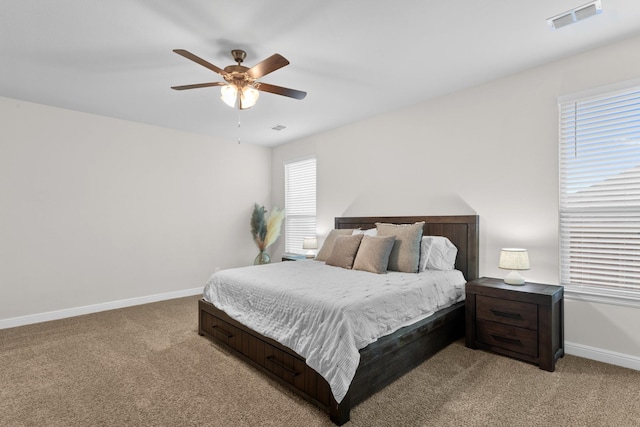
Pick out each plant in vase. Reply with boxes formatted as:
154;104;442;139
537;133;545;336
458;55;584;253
250;203;285;265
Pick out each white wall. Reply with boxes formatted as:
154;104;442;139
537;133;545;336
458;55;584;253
272;33;640;369
0;97;271;326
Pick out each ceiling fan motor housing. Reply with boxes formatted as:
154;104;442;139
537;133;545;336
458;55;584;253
223;64;253;88
231;49;247;64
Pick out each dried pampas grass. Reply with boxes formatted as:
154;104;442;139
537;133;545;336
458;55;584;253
251;203;284;251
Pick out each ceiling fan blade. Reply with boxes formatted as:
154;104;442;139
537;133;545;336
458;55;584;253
254;82;307;100
247;54;290;79
173;49;228;76
171;82;226;91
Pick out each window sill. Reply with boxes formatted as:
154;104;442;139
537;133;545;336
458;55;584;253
564;285;640;309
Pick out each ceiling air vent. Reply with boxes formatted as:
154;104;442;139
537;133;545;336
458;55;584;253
547;0;602;29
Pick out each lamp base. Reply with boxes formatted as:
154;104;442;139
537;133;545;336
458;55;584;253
504;270;525;285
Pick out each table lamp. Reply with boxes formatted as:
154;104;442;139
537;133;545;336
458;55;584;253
303;237;318;258
499;248;530;285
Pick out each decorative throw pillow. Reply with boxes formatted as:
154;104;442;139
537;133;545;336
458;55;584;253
325;234;364;269
353;235;396;274
375;222;425;273
315;229;354;261
419;236;458;271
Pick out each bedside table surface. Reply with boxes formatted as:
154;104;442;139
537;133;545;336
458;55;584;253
281;253;308;261
466;277;563;302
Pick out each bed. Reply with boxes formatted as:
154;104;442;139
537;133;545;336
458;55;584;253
198;215;479;425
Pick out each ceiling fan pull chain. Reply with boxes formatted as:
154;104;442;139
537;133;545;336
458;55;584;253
237;110;241;144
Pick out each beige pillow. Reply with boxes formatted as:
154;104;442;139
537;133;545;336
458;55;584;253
376;222;425;273
325;234;364;269
353;235;396;274
315;229;353;261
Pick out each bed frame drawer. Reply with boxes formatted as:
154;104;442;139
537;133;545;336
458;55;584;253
198;302;333;409
262;344;307;390
200;310;240;349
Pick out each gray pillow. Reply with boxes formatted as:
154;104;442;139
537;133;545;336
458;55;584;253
325;234;364;269
375;222;425;273
315;229;354;261
353;235;396;274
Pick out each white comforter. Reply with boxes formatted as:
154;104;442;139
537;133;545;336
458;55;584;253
202;260;465;404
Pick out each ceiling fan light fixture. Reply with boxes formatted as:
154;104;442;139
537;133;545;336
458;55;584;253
220;83;259;110
239;85;259;110
220;84;238;108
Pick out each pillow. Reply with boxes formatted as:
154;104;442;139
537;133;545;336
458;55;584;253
375;222;425;273
353;235;396;274
315;229;354;261
325;234;364;269
352;228;378;237
419;236;458;271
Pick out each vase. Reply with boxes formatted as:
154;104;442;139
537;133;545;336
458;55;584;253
254;250;271;265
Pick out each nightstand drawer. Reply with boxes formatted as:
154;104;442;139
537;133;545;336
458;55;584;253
476;295;538;330
476;320;538;357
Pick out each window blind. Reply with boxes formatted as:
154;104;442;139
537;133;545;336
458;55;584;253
284;157;316;254
559;85;640;293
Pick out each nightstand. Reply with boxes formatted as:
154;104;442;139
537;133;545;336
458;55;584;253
465;277;564;371
281;253;308;262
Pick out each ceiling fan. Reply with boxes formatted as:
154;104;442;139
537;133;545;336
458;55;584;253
171;49;307;110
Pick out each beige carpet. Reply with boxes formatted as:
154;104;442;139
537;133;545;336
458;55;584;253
1;296;639;427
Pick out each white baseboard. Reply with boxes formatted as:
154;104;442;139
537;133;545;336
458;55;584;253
565;341;640;371
0;287;203;330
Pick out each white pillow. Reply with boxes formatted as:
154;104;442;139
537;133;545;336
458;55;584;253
352;228;378;236
419;236;457;271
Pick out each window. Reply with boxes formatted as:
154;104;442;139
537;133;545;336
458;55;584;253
559;84;640;300
284;157;316;254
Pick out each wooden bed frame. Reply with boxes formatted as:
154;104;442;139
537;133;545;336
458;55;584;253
198;215;479;425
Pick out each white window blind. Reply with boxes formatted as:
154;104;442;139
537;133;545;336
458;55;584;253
559;85;640;294
284;157;316;254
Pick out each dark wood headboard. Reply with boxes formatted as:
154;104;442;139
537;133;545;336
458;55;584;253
335;215;479;281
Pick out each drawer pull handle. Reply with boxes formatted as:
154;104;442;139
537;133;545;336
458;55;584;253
266;356;300;377
490;309;522;320
212;325;233;339
491;334;522;345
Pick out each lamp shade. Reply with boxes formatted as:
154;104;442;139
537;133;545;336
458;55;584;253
303;237;318;250
499;248;530;270
239;85;259;109
220;84;238;108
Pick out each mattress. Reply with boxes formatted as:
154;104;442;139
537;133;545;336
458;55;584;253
202;259;466;403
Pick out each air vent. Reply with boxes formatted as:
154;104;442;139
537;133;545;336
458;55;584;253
547;0;602;29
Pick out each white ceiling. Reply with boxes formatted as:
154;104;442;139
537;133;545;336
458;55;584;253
2;1;640;146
